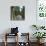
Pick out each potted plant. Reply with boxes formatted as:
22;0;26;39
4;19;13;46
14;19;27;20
33;32;46;43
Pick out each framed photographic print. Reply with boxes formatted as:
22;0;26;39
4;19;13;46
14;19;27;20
11;6;25;21
36;0;46;26
37;0;46;18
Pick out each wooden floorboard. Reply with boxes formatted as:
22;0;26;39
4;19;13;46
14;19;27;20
0;42;46;46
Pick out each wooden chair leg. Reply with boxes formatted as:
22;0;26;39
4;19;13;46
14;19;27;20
15;34;18;46
5;33;7;46
17;34;18;46
4;41;7;46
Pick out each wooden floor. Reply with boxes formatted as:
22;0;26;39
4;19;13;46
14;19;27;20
0;42;46;46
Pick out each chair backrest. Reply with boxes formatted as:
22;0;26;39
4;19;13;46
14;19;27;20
11;27;18;34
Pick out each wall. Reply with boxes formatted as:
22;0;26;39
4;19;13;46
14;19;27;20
0;0;37;42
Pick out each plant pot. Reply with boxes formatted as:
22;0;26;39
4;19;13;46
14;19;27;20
37;39;40;43
37;39;45;44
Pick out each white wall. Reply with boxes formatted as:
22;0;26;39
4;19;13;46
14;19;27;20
0;0;36;33
0;0;37;42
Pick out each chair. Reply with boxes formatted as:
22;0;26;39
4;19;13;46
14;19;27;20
4;27;19;46
18;33;30;46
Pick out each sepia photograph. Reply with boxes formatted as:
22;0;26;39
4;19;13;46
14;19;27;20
11;6;25;20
